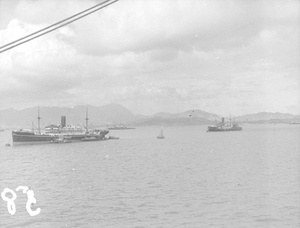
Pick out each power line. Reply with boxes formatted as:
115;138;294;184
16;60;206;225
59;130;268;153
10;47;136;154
0;0;119;54
0;0;113;51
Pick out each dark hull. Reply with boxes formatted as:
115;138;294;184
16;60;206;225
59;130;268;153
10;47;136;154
12;131;56;145
207;126;242;132
12;130;109;145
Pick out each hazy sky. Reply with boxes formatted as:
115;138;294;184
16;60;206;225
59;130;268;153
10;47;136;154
0;0;299;116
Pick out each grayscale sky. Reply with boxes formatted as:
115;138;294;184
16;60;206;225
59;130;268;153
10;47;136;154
0;0;299;116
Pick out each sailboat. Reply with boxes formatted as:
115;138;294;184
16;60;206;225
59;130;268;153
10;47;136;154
157;129;165;139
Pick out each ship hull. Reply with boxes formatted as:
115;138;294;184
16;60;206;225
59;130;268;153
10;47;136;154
12;130;109;145
13;140;55;146
12;131;56;145
207;126;242;132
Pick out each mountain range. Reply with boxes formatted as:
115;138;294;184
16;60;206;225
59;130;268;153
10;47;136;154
0;104;299;128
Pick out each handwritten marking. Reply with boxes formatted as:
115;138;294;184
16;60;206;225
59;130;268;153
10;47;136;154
1;186;41;216
1;188;17;215
16;186;41;216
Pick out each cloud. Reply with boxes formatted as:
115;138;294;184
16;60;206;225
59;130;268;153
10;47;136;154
0;0;299;115
64;0;268;56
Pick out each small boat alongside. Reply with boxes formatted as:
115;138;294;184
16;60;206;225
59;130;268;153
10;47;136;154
103;135;120;140
81;135;100;141
50;135;72;144
51;139;72;144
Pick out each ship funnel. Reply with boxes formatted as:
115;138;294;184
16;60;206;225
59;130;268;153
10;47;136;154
222;117;224;123
61;116;66;127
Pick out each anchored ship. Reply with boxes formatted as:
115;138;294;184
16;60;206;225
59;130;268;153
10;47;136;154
207;117;242;132
289;120;300;124
12;108;109;145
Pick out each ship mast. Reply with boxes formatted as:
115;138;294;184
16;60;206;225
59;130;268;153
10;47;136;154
37;106;41;134
85;108;89;134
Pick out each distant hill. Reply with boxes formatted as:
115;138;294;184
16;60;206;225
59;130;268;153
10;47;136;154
133;116;213;126
133;109;218;126
0;104;135;129
134;111;300;126
152;109;219;121
0;105;299;128
235;112;299;123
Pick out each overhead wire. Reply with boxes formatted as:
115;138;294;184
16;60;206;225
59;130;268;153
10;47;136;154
0;0;113;51
0;0;119;54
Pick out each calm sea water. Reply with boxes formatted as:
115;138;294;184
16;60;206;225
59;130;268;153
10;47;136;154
0;125;299;228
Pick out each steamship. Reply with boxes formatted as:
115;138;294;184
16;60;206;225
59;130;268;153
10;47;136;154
207;117;242;132
12;109;109;145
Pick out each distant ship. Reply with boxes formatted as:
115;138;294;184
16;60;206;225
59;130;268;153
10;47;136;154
108;124;135;130
289;120;300;124
12;108;109;145
207;117;242;132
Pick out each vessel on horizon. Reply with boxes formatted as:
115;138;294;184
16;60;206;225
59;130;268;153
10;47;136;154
207;117;242;132
107;124;135;130
289;120;300;124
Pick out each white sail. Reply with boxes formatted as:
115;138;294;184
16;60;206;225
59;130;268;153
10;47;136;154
157;129;164;139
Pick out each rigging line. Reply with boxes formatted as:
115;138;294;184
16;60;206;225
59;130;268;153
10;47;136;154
0;0;119;54
0;0;113;51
